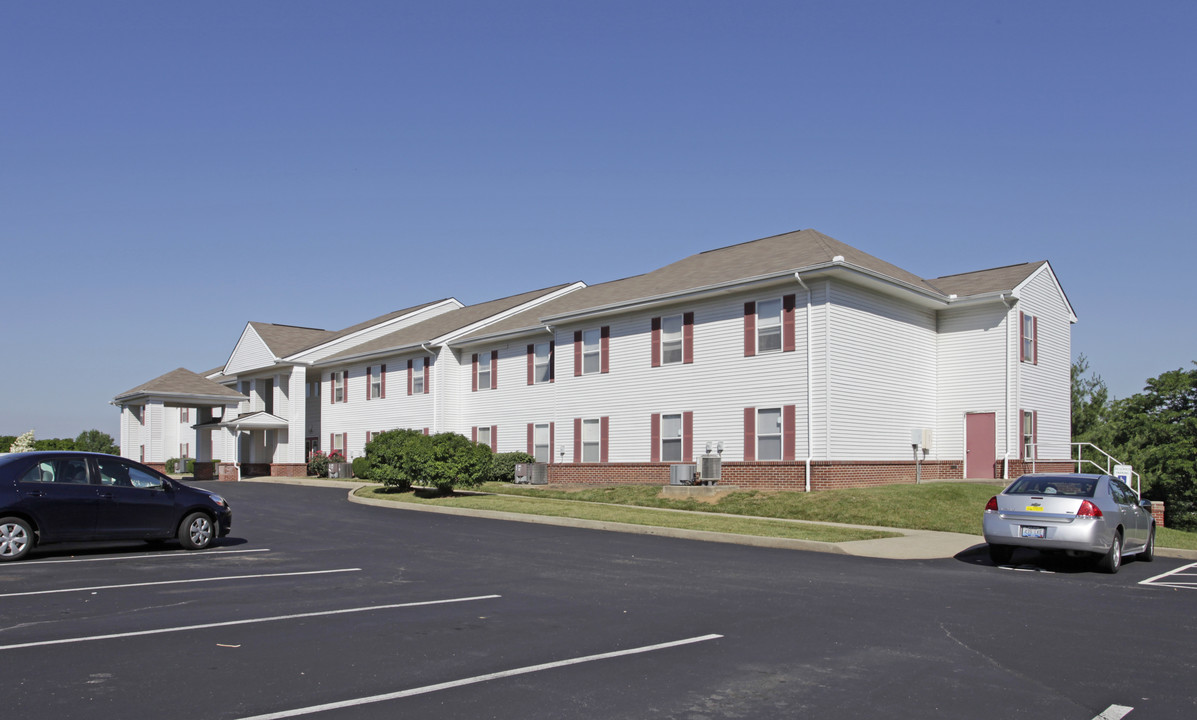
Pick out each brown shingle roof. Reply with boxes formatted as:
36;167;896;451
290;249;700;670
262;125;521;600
321;284;577;362
247;300;450;361
114;368;247;403
928;262;1046;297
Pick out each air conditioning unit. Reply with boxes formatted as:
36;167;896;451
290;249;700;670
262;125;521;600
529;462;549;485
513;463;530;484
669;464;696;485
699;454;722;484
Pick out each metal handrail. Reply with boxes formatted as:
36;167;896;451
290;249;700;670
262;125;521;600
1071;442;1141;496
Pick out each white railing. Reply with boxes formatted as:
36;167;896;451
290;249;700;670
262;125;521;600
1071;442;1141;495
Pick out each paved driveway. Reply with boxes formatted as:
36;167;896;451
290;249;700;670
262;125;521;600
1;482;1193;719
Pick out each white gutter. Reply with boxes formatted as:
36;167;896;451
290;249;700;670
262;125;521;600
795;272;814;492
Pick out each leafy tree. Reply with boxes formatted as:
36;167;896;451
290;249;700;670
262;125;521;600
75;429;119;455
34;438;76;451
0;436;15;452
1098;363;1197;529
1071;354;1109;440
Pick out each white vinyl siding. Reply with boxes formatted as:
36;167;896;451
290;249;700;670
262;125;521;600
935;303;1010;465
1013;267;1072;460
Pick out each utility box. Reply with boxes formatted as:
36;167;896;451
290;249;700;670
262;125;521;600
698;454;722;484
514;463;530;484
529;462;549;485
669;464;697;485
911;428;933;452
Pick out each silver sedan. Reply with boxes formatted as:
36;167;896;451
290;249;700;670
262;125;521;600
982;473;1156;573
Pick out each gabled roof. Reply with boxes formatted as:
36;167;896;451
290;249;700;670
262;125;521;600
113;368;247;405
319;284;578;364
928;262;1046;297
248;322;337;359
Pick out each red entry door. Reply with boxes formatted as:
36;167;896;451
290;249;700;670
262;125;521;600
965;413;996;479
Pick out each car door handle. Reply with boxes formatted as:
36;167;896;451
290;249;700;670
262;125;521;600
25;490;45;497
98;492;114;500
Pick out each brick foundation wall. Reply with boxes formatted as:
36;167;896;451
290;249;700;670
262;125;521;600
270;463;309;478
145;462;167;474
1151;501;1166;529
217;463;239;482
193;463;215;481
1003;460;1075;477
545;459;1073;491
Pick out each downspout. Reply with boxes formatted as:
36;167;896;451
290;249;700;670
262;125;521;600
421;343;437;433
999;293;1014;480
545;325;558;468
795;273;813;492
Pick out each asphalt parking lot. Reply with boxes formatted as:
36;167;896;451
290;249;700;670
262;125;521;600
1;482;1194;719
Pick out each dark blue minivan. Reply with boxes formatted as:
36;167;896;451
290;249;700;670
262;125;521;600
0;451;231;561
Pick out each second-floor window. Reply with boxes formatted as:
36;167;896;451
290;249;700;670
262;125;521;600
582;329;601;374
368;365;384;400
661;314;683;364
757;298;783;353
1021;312;1037;364
478;352;492;390
533;342;552;384
332;371;346;403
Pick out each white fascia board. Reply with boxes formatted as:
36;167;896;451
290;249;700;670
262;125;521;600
112;391;249;407
451;322;556;350
284;298;463;364
1012;261;1077;323
436;282;586;349
312;341;436;368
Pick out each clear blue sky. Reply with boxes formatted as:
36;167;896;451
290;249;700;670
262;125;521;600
3;1;1194;440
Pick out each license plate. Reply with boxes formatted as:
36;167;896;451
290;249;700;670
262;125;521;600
1025;506;1044;512
1021;526;1046;539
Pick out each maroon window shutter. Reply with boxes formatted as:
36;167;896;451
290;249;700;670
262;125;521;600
423;357;430;394
423;428;429;436
491;425;498;452
329;373;334;405
380;364;386;399
549;341;556;383
601;326;610;373
683;312;694;364
651;317;661;367
343;371;348;403
683;411;694;463
1032;411;1039;459
549;422;555;464
342;433;348;456
1019;409;1026;459
573;417;582;463
407;360;413;396
744;302;756;357
783;405;797;461
329;433;334;454
743;407;756;462
527;345;534;385
366;367;372;401
491;350;499;389
472;353;479;392
472;427;477;443
1032;316;1039;365
650;413;661;463
527;423;534;455
783;295;796;352
366;431;372;444
1019;311;1026;361
573;331;582;376
600;416;609;463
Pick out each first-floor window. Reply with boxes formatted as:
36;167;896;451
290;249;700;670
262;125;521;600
581;418;601;462
1023;411;1036;459
756;408;783;461
534;423;551;463
179;443;190;460
332;433;345;458
476;426;492;449
661;413;683;462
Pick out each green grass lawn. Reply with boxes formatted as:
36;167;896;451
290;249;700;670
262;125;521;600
352;480;1197;551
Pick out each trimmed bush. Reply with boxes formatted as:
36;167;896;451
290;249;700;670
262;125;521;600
364;429;426;491
351;456;370;479
364;430;493;494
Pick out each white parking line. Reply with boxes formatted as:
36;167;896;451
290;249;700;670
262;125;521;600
8;548;271;566
236;633;724;720
0;594;501;651
0;568;361;598
1139;561;1197;590
1093;704;1133;719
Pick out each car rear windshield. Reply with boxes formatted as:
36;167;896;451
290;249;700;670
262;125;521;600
1005;476;1097;498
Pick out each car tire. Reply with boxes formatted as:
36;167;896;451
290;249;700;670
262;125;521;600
178;512;215;550
988;544;1014;565
1140;526;1156;562
0;517;34;562
1097;530;1123;574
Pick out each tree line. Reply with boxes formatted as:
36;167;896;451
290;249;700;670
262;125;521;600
2;429;119;455
1073;357;1197;530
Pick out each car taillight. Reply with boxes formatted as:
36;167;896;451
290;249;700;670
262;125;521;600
1077;500;1103;518
985;497;999;512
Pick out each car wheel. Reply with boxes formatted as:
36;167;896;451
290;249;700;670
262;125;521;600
1140;526;1156;562
1097;530;1123;574
0;517;34;562
988;544;1014;565
178;512;214;550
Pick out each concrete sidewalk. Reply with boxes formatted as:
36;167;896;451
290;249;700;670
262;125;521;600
242;477;1197;561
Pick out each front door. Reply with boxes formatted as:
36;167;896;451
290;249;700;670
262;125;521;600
965;413;996;479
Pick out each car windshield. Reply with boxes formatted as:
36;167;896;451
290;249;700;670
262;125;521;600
1005;476;1097;498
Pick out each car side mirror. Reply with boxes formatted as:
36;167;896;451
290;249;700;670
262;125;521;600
1139;499;1154;512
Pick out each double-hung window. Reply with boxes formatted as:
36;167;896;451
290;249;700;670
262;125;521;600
533;342;552;384
1020;312;1037;364
1022;410;1037;459
661;413;683;463
533;423;551;463
478;353;492;390
581;418;601;462
476;425;492;450
332;371;346;403
582;329;601;374
368;365;384;399
756;298;783;353
410;359;426;395
756;408;783;461
660;314;683;365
